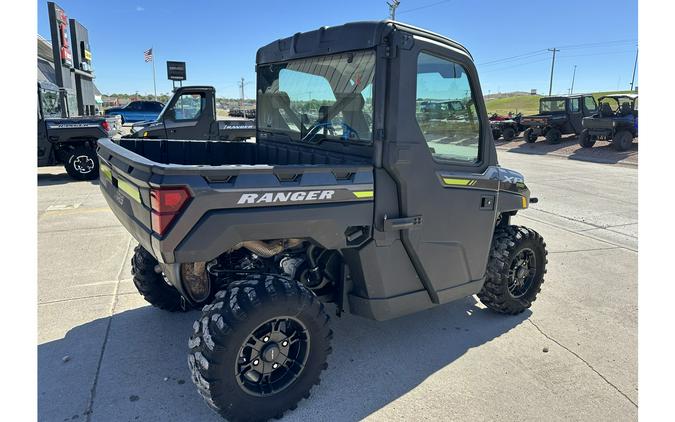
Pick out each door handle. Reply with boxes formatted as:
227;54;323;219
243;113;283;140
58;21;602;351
383;215;423;231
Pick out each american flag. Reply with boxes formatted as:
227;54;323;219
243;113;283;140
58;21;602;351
144;48;153;62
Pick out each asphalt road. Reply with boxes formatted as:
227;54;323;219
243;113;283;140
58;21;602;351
38;151;637;422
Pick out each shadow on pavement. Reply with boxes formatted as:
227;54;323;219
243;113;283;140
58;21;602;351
37;172;100;187
38;296;530;421
495;134;578;156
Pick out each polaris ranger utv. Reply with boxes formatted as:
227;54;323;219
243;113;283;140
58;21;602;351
520;95;598;144
97;21;547;421
579;94;638;151
38;81;120;180
126;86;255;141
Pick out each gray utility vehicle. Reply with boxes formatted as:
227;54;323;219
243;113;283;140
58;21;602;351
580;94;638;151
127;86;255;141
520;95;598;144
38;81;120;180
97;21;547;422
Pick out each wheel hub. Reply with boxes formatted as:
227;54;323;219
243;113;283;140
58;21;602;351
235;317;310;397
73;155;95;173
507;248;536;298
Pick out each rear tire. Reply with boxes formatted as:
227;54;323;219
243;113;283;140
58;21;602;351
545;128;562;144
578;129;595;148
131;245;189;312
492;129;502;141
188;274;332;422
478;226;547;315
64;147;99;180
613;130;633;151
523;128;537;143
502;127;516;141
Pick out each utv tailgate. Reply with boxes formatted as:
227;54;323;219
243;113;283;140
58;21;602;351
96;138;374;264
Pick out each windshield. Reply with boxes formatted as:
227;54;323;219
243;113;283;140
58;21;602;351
40;88;62;118
540;99;566;113
257;50;375;143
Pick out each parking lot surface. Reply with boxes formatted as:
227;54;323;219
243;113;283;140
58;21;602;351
38;150;637;422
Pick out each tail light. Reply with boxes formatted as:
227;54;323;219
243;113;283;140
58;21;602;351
150;187;191;236
101;120;110;132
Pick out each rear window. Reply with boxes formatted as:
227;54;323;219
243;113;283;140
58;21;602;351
541;99;566;112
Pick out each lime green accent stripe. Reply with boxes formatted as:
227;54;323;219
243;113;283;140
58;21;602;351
117;178;141;203
442;178;472;186
353;190;374;199
100;164;112;182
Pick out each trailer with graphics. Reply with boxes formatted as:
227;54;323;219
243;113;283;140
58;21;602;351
97;21;548;421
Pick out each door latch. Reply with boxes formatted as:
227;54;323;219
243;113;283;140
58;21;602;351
480;195;495;210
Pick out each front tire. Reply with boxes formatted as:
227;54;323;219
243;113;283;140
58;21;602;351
64;147;99;180
613;130;633;151
578;129;595;148
545;128;562;144
188;274;332;422
523;128;537;143
502;127;516;141
478;226;547;315
131;245;189;312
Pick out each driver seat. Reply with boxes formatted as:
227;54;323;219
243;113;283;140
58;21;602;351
620;102;633;116
600;102;614;117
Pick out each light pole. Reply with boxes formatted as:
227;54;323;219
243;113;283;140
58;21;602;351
387;0;400;20
630;47;638;92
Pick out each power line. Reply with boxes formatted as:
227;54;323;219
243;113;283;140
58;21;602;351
478;57;551;74
478;50;549;66
397;0;453;15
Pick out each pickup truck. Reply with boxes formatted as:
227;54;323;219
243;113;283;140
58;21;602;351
126;86;255;141
38;81;120;180
98;20;547;422
104;100;165;124
520;94;598;144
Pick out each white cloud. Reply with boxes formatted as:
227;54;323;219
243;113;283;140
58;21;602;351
136;6;145;12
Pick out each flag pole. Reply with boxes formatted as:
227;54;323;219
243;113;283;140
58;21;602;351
151;48;157;98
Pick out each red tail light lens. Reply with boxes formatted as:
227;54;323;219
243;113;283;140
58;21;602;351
101;120;110;132
150;187;191;236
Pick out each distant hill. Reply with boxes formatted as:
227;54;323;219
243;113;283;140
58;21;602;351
486;90;635;115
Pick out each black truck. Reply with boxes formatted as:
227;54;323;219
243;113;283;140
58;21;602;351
97;21;547;421
580;94;638;151
126;86;255;141
520;95;598;144
38;81;120;180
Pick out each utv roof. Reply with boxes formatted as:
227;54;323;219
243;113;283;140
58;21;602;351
599;93;638;100
541;94;593;100
256;20;472;65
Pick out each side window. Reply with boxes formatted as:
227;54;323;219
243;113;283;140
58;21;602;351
173;93;205;120
584;96;597;112
415;52;480;164
570;98;580;112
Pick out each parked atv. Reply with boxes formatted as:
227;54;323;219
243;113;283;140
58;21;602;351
97;21;548;422
520;95;597;144
490;112;523;141
579;94;638;151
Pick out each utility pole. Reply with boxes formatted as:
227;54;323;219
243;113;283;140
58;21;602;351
387;0;400;20
238;77;246;108
547;48;559;96
630;47;638;92
570;65;577;95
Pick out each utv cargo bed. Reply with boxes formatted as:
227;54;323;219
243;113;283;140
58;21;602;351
97;138;374;264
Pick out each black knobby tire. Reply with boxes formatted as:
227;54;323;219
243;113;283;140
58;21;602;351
492;129;502;141
478;226;548;315
64;146;99;180
545;128;562;144
523;128;537;143
188;274;332;422
578;129;595;148
613;130;633;151
131;245;189;312
502;127;516;141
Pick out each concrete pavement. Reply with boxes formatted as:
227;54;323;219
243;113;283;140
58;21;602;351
38;151;637;422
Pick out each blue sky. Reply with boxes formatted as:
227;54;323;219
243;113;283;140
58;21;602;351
37;0;637;98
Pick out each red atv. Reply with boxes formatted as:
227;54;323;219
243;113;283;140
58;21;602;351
490;112;523;141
